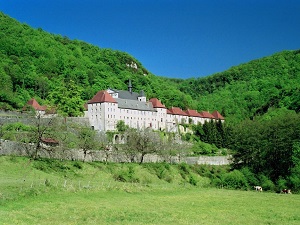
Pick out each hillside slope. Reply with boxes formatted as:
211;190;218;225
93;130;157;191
179;50;300;122
0;12;192;111
1;12;299;122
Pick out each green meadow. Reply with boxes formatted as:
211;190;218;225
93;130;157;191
1;156;299;225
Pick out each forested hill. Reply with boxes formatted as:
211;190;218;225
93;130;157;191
178;50;300;122
0;12;193;112
1;12;300;122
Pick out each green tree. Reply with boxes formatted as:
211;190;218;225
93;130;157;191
77;127;98;162
116;120;128;133
49;79;85;117
231;112;300;182
215;120;224;148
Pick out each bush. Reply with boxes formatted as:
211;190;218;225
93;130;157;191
259;175;275;191
189;174;198;186
113;166;139;183
211;177;223;188
3;122;32;132
33;158;71;173
220;148;228;156
191;141;219;155
193;165;228;181
240;167;259;187
288;165;300;193
73;161;83;169
219;170;248;189
178;163;190;179
276;177;288;192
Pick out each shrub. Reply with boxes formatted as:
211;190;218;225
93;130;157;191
220;148;228;156
240;167;259;188
178;163;190;179
142;163;172;182
288;165;300;193
191;142;219;156
33;158;71;173
3;122;32;132
211;177;223;188
259;175;275;191
276;177;288;191
113;166;139;183
189;174;198;186
219;170;248;189
73;161;83;169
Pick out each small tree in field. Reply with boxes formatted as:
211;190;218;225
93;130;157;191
77;127;98;162
24;111;57;159
123;128;162;164
158;132;190;163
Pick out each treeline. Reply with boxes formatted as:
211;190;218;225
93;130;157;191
178;109;299;191
229;110;300;191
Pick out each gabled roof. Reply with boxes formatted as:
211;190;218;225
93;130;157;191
26;98;46;111
148;98;166;108
185;109;201;117
109;88;140;100
211;110;225;120
167;107;188;116
117;99;155;111
199;111;215;119
88;90;117;104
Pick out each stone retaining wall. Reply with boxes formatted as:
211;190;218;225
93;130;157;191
0;139;231;165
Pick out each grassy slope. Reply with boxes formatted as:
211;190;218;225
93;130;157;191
1;156;300;224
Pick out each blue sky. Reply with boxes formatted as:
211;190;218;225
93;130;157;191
1;0;300;79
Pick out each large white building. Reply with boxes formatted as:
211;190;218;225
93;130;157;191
87;81;224;132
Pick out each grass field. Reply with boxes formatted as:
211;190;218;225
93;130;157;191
0;156;299;225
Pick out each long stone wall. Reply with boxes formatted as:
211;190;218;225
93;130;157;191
0;139;231;165
0;111;89;127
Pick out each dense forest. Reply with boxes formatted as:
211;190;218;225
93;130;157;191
0;12;193;115
177;50;300;122
1;12;300;122
1;12;300;191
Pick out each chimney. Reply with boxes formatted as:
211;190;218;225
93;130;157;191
128;79;132;94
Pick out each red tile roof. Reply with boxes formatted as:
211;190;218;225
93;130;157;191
149;98;166;108
41;138;59;144
185;109;201;117
88;90;117;104
212;111;225;120
26;98;47;111
167;107;188;116
199;111;214;119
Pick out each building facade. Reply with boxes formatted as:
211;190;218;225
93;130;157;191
87;82;224;132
